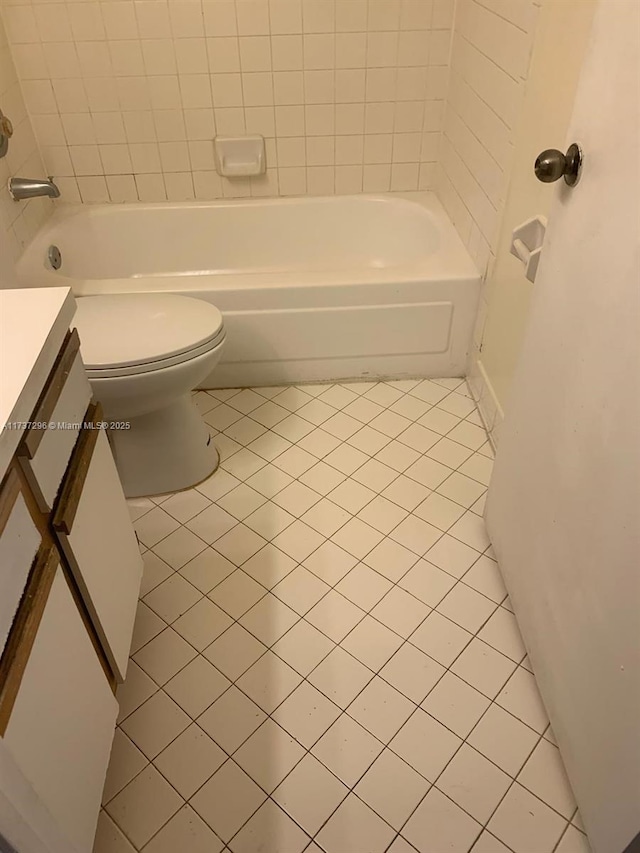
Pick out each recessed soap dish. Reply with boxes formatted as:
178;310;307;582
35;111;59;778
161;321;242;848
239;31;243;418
214;135;265;178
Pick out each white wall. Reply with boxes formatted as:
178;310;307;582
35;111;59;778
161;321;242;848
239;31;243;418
0;13;51;284
466;0;597;445
0;0;455;203
435;0;541;273
485;3;640;848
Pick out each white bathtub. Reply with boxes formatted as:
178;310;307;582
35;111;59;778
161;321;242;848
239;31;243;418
17;192;480;387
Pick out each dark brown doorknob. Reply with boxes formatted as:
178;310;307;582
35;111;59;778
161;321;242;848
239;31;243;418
534;143;582;186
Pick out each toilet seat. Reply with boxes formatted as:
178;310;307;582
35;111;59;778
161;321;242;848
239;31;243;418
74;293;225;378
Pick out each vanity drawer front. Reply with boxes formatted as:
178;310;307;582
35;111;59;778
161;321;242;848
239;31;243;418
2;555;117;853
18;329;92;512
53;403;143;683
0;467;42;661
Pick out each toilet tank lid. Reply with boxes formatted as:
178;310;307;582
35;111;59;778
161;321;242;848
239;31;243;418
74;293;224;369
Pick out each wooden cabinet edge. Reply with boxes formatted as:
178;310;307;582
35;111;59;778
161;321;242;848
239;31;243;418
50;401;123;687
58;554;118;694
18;329;81;461
51;401;102;536
0;541;117;738
0;541;59;736
0;468;21;536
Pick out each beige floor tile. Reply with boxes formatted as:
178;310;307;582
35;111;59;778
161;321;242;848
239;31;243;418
355;749;430;830
497;666;550;731
116;661;158;724
143;573;202;623
341;614;404;671
208;568;267;618
362;537;419;582
190;760;267;842
272;681;342;749
197;685;267;753
272;566;331;615
437;743;511;823
306;590;366;643
308;647;374;708
379;643;446;704
142;805;224;853
390;708;461;782
164;655;230;718
272;754;348;837
517;739;577;819
312;713;383;787
203;623;267;680
272;519;326;562
106;765;183;849
93;811;136;853
133;627;197;685
229;800;310;853
241;543;298;589
348;676;415;743
236;651;302;713
102;729;148;805
302;540;358;586
108;381;570;853
422;671;490;738
139;552;174;598
451;638;517;699
120;691;191;760
178;547;236;593
399;559;457;607
336;564;393;611
402;787;482;853
154;723;226;798
234;719;305;792
170;595;232;648
271;619;335;676
487;783;567;853
370;586;430;638
239;593;300;646
213;523;268;565
315;793;395;853
130;602;166;655
467;703;540;777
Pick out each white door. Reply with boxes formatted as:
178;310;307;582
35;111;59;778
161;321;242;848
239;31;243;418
484;3;640;853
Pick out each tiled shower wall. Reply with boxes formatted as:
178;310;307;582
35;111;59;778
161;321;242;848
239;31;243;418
0;0;454;203
435;0;540;272
0;13;51;265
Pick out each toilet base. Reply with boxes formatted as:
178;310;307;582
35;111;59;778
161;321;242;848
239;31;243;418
108;394;219;498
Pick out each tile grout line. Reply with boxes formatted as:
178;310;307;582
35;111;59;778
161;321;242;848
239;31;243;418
112;380;578;853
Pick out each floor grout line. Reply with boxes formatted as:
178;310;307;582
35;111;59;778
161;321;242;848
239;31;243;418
107;379;581;853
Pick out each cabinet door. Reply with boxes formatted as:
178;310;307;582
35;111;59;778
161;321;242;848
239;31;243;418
3;561;118;853
53;405;143;682
0;467;42;659
17;330;92;512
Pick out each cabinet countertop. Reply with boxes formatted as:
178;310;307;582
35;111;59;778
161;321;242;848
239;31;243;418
0;287;76;479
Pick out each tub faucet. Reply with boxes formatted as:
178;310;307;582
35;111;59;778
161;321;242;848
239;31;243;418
9;176;60;201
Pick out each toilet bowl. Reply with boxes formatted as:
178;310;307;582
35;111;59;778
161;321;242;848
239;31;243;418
74;293;226;498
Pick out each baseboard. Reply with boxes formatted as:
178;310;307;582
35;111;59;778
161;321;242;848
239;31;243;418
203;352;470;389
468;355;504;450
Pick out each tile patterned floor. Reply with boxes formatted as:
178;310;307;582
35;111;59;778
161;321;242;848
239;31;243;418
94;378;590;853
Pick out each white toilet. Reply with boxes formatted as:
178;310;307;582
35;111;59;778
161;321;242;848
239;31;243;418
73;293;226;498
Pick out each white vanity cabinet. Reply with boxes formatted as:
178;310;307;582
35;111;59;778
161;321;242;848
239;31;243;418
16;329;91;513
0;288;143;853
1;548;118;853
52;409;141;681
0;469;41;660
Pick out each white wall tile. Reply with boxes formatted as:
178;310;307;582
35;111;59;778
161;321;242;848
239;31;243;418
3;0;452;200
436;0;538;252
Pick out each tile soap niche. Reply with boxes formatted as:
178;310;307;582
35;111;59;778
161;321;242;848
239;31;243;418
214;135;265;178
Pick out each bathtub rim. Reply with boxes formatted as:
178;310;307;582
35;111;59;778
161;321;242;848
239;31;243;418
16;191;480;294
